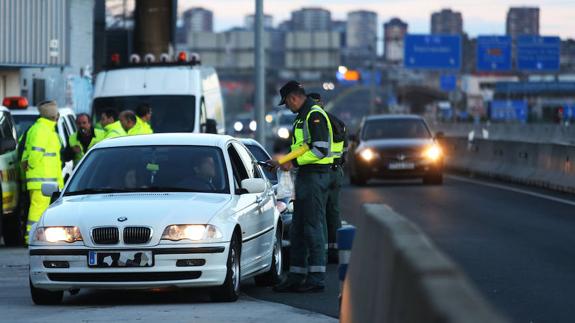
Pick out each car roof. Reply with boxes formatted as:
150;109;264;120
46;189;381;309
93;133;235;149
365;114;425;121
10;106;76;116
239;138;264;148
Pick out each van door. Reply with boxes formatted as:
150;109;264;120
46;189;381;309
0;112;20;214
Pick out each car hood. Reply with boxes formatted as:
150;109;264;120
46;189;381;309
40;192;233;228
360;138;434;150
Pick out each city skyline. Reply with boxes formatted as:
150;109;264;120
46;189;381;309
178;0;575;39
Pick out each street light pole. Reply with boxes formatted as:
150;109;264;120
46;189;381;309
255;0;266;146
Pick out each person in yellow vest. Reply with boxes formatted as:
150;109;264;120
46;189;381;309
119;110;147;136
136;104;154;134
68;113;105;166
21;101;64;243
268;81;334;293
100;109;127;139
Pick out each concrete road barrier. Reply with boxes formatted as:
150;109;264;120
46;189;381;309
442;137;575;194
340;204;509;323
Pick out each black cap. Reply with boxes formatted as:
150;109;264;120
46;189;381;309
278;80;305;106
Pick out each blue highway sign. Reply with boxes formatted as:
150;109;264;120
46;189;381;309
476;36;512;71
517;36;560;71
404;34;461;70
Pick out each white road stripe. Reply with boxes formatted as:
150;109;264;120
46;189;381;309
448;175;575;207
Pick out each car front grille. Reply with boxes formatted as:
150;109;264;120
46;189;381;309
92;227;119;245
123;227;152;244
48;272;202;282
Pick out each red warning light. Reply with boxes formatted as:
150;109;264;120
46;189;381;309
177;51;187;62
111;53;121;65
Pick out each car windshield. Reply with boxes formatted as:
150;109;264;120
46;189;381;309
362;119;431;140
245;144;277;183
12;114;38;137
92;95;196;133
65;145;229;195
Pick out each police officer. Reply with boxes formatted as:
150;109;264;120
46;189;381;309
119;110;145;135
69;113;105;166
21;101;63;243
308;93;347;263
100;109;127;139
136;104;154;134
269;81;334;293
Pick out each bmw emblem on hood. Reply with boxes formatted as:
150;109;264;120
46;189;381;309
117;217;128;222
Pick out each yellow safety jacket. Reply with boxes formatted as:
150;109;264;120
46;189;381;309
103;121;127;139
22;118;63;190
137;116;154;134
291;106;334;166
68;128;106;164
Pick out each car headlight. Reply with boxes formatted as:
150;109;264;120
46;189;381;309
423;145;442;161
277;127;290;139
161;224;223;241
249;120;257;131
233;121;244;132
359;148;377;162
34;226;83;243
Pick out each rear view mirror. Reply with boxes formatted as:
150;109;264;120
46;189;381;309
205;119;218;134
241;178;267;194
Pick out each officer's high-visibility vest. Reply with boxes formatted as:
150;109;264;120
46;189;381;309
291;106;334;165
68;128;106;164
332;140;344;160
137;116;154;134
103;121;126;139
22;118;63;190
128;118;150;136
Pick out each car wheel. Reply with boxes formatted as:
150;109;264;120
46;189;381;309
423;173;443;185
254;225;283;286
211;234;241;302
30;278;63;305
349;170;367;186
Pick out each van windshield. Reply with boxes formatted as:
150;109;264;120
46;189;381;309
92;95;196;133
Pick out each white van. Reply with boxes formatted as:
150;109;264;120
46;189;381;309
92;54;225;134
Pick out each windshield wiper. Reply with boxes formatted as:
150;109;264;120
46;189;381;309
63;188;132;196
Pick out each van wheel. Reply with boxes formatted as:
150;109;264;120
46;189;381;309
254;226;283;286
30;278;63;305
211;234;241;302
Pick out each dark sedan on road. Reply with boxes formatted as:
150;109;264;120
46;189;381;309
348;115;444;185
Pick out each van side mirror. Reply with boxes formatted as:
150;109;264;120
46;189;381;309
205;119;218;134
0;138;16;154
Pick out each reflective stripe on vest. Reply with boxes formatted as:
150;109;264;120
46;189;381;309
291;106;334;165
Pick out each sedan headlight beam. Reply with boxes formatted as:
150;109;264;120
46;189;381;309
161;224;223;242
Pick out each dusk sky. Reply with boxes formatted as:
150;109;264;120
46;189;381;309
178;0;575;39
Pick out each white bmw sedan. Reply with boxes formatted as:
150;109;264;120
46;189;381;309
29;134;283;304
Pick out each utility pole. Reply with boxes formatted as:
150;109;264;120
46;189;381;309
255;0;266;146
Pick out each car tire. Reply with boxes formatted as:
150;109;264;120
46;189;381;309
423;173;443;185
211;234;241;302
254;225;283;286
30;278;63;305
349;170;367;186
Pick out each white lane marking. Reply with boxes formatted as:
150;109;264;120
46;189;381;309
448;175;575;207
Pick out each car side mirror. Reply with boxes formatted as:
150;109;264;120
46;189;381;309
241;178;267;194
348;134;357;142
205;119;218;134
42;183;60;198
0;138;16;154
435;131;445;140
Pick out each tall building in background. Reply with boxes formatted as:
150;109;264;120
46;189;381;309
346;10;377;68
291;7;331;31
332;20;347;49
183;7;213;33
245;14;273;30
384;18;408;64
506;7;539;38
431;9;463;35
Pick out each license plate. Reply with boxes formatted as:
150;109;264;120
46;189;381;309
88;251;154;268
388;162;415;170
